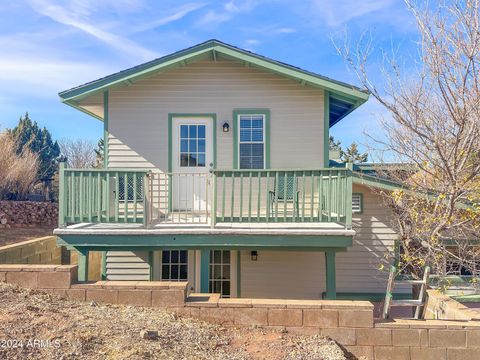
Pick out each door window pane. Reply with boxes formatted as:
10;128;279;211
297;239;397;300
209;250;231;298
179;124;206;168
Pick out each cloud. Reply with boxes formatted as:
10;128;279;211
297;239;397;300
196;0;263;27
27;0;158;61
275;27;296;34
196;10;232;26
0;57;110;97
308;0;395;27
131;3;206;33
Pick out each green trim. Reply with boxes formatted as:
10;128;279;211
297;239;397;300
322;292;412;301
148;251;154;281
323;91;330;167
101;251;107;280
57;234;352;250
352;192;363;215
352;172;407;192
168;115;173;212
200;249;210;293
167;113;216;212
103;91;109;168
58;162;66;227
352;171;472;210
233;109;270;169
168;113;217;171
168;115;173;172
236;250;241;298
77;248;89;282
451;295;480;303
59;40;369;106
325;250;336;300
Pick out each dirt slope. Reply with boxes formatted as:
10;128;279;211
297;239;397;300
0;283;351;360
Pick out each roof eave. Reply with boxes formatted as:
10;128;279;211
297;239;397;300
61;99;104;121
59;40;369;105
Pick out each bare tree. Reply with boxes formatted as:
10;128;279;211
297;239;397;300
336;0;480;278
0;132;39;200
59;138;97;169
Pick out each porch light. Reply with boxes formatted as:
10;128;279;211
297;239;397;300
223;122;230;132
251;250;258;261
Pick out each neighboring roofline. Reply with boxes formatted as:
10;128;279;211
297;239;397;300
59;39;369;115
352;171;471;210
352;171;407;192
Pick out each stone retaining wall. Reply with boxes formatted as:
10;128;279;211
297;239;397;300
1;265;479;359
425;289;480;321
0;265;188;308
0;201;58;228
0;236;61;264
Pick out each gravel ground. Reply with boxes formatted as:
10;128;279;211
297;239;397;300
0;283;351;360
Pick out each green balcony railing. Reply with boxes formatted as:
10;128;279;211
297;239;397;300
58;164;353;229
212;167;353;228
58;163;150;227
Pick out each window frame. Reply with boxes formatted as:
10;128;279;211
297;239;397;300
233;109;270;169
209;250;231;298
160;250;189;282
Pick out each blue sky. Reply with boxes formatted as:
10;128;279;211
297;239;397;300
0;0;418;152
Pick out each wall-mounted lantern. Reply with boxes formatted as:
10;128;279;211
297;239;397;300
223;122;230;132
251;250;258;261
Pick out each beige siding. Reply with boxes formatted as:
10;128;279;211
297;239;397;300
239;185;407;298
240;250;326;299
106;59;325;170
336;184;405;293
105;251;150;281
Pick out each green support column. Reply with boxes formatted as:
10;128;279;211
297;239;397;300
77;248;89;283
200;249;210;293
148;251;154;281
325;250;336;300
101;251;107;280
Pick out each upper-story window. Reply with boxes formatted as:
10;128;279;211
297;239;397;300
239;114;265;169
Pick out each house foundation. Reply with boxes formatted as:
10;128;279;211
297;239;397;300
1;264;480;359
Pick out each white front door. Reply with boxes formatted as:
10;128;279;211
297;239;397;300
172;117;213;212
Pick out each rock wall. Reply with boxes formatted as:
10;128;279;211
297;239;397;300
0;201;58;228
1;265;480;359
425;289;480;321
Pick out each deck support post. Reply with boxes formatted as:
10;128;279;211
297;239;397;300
77;248;89;283
101;251;107;280
325;250;336;300
200;249;210;293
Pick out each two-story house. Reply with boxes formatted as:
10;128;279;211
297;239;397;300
54;40;406;301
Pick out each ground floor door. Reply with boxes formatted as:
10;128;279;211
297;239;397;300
152;249;238;297
209;250;232;298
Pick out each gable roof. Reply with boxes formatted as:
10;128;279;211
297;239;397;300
59;39;369;125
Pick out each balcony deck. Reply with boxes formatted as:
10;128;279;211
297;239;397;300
57;165;354;239
54;221;354;236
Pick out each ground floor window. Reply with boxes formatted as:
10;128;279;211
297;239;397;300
209;250;231;297
161;250;188;281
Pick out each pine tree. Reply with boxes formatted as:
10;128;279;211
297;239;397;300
341;142;368;164
329;136;342;151
9;112;60;182
94;138;104;168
